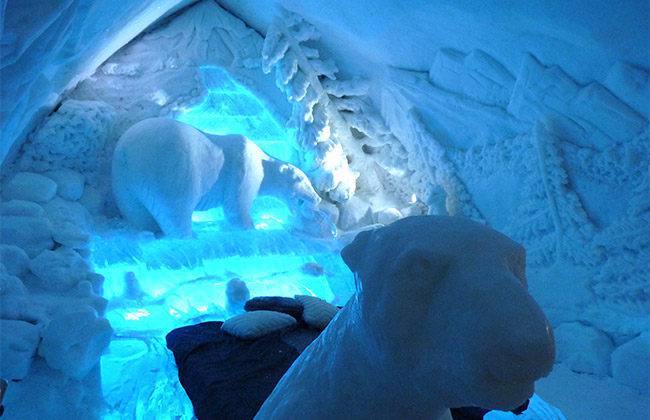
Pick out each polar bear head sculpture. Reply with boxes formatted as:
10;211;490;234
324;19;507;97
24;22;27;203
341;215;556;412
256;216;555;420
273;163;321;216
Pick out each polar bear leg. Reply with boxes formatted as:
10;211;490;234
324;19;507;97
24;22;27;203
223;189;254;229
221;154;261;230
112;170;161;233
146;197;195;238
116;182;194;237
233;163;264;229
122;198;161;233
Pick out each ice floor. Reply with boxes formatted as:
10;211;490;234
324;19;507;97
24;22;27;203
92;199;355;419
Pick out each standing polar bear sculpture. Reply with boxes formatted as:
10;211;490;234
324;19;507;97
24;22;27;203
255;216;556;420
112;118;321;237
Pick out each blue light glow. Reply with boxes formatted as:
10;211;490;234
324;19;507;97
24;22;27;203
94;206;354;418
176;66;297;164
95;67;351;418
95;221;352;335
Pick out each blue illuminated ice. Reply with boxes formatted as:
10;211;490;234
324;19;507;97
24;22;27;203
177;66;297;165
97;66;348;419
93;202;354;419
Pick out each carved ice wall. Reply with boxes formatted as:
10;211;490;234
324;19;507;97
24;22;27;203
10;1;288;210
261;10;421;229
382;48;649;388
0;0;194;167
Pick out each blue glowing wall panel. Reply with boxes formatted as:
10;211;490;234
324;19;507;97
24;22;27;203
176;66;297;164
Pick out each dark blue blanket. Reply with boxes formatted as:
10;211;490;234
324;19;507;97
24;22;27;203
166;321;319;420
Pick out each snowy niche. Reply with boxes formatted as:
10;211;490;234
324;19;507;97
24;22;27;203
0;2;415;419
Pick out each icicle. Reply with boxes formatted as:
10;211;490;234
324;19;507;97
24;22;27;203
310;59;338;80
275;51;299;86
290;21;320;42
286;70;310;101
322;78;370;97
301;87;320;123
262;25;290;73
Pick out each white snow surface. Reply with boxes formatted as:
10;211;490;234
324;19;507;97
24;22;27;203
0;0;648;419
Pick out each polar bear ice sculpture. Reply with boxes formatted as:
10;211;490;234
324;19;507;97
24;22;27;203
111;118;321;237
255;216;555;420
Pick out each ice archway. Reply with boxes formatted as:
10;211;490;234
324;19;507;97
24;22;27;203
0;1;648;419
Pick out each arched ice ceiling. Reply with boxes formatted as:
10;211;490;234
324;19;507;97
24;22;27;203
1;0;648;169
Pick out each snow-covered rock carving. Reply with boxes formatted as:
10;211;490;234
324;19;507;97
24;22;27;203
554;322;614;377
3;172;57;203
43;169;86;201
429;49;515;108
0;266;28;319
509;54;646;149
0;244;30;278
28;247;92;292
0;153;110;395
256;216;555;420
38;306;113;379
337;195;373;230
0;319;42;380
1;199;45;217
0;213;55;258
16;100;116;174
112;117;321;237
611;333;650;394
373;207;403;225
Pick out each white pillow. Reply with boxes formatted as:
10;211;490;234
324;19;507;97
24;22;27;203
295;295;339;330
221;310;297;340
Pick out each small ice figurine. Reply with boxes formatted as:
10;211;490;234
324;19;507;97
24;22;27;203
123;271;144;301
226;278;250;315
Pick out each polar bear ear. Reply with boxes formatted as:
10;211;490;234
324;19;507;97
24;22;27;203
341;229;372;273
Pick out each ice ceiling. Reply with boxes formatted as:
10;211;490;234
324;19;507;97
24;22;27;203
0;0;649;419
2;0;647;165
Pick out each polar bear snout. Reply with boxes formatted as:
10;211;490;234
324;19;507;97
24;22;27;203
288;179;321;219
485;325;555;384
461;287;555;411
480;291;556;386
270;162;321;217
294;192;321;215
